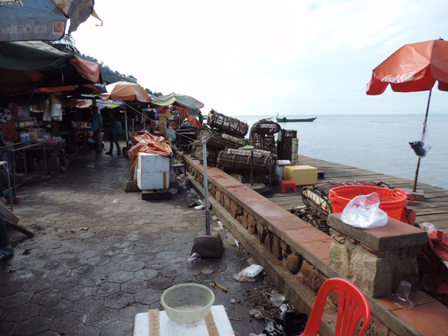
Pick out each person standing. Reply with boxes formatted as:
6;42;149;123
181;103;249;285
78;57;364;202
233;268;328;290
91;101;103;152
197;111;204;124
105;113;121;156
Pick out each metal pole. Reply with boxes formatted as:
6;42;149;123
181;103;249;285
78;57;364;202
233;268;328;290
4;163;12;212
10;150;16;198
43;143;48;175
250;151;254;186
202;137;210;235
412;89;432;192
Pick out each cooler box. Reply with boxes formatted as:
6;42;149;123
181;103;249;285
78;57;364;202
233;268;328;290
284;165;318;186
133;305;234;336
137;153;170;190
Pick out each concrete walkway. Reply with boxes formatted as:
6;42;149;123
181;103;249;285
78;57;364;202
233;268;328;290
0;150;275;335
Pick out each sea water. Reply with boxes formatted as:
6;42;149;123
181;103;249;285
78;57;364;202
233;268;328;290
237;114;448;189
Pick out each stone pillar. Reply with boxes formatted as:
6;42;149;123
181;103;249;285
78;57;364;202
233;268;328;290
328;214;427;298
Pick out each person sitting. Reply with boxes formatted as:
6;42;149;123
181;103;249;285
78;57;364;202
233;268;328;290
0;216;13;261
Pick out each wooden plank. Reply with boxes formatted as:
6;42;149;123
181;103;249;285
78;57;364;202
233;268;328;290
148;309;160;336
270;155;448;230
0;202;18;225
5;218;33;237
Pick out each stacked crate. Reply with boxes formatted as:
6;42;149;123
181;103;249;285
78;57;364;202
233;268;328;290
277;129;297;160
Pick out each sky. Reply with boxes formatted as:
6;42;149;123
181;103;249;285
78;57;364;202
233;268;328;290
71;0;448;116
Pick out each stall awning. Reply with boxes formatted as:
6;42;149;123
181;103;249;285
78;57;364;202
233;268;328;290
151;93;197;110
0;41;102;95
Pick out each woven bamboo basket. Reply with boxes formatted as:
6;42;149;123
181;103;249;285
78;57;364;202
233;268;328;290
192;143;220;165
301;180;392;221
251;119;281;135
208;109;249;137
217;149;275;173
207;133;246;150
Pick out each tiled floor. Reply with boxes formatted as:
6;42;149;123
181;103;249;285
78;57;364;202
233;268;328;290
0;149;279;336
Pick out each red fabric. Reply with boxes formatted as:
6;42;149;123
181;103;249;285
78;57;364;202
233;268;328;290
179;109;189;119
128;132;172;163
0;103;19;141
187;115;203;128
70;55;102;84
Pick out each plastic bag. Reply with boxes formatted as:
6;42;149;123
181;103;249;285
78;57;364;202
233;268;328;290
340;192;388;228
270;290;286;307
409;140;432;158
187;252;201;267
50;94;63;121
169;168;176;183
274;165;282;182
43;97;51;122
393;280;414;309
233;264;263;282
176;174;188;189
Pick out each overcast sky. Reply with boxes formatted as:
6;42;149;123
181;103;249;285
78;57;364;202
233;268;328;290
72;0;448;116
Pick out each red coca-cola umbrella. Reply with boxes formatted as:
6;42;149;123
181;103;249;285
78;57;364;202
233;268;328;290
367;39;448;191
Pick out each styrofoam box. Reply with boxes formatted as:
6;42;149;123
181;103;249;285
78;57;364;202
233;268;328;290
137;169;168;190
138;153;170;174
284;165;318;185
133;305;234;336
277;160;291;175
277;160;291;166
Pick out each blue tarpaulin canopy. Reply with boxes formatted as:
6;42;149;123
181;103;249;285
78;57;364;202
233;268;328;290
0;0;100;42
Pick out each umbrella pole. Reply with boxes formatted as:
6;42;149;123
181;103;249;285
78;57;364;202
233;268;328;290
124;105;129;148
412;88;432;192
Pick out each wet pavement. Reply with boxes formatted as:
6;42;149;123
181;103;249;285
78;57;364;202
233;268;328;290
0;148;278;336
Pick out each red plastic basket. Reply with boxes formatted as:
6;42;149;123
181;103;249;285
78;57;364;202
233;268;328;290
328;186;407;220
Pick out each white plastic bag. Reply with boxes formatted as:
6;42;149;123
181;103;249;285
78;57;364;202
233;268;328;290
50;94;63;121
340;192;388;228
43;97;51;121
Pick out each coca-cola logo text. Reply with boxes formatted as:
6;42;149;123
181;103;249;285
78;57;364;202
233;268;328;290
381;72;417;83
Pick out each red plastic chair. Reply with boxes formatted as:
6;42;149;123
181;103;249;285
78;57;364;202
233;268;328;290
299;278;371;336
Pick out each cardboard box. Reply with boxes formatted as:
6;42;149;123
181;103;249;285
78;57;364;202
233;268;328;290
158;122;167;136
159;115;167;124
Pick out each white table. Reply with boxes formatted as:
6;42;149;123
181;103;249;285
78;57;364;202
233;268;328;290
133;305;234;336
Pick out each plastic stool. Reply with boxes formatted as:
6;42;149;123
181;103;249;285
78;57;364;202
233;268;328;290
280;180;297;193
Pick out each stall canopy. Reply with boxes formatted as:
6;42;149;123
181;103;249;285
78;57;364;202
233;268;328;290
102;81;152;103
0;41;102;96
151;93;199;110
0;0;102;42
38;84;107;95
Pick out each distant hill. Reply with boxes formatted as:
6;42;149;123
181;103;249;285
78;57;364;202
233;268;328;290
46;37;163;97
80;54;163;97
